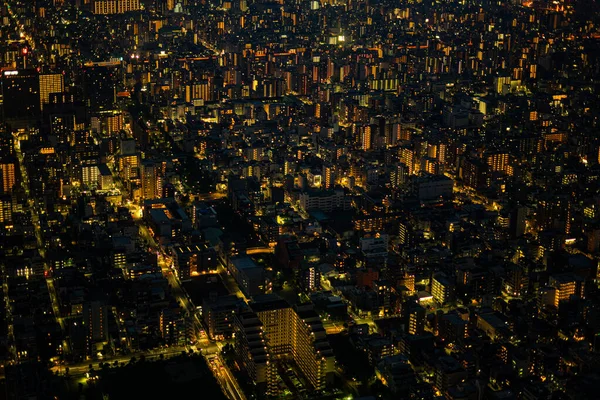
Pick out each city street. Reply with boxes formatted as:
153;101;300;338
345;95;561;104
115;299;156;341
13;136;70;356
98;30;245;398
50;346;190;377
106;159;244;400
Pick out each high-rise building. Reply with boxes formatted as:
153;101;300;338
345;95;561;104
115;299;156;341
503;264;529;298
233;310;273;393
0;157;16;194
391;163;408;188
83;300;108;345
82;62;120;110
159;308;187;346
140;160;163;200
104;112;124;135
81;163;100;187
1;69;40;122
460;156;489;190
374;280;393;315
44;93;87;143
548;274;584;308
398;221;413;247
119;153;140;181
398;147;415;175
203;294;243;340
322;163;335;189
0;128;13;156
487;152;510;174
587;228;600;253
510;206;527;238
93;0;140;14
407;304;426;335
0;195;12;223
536;194;572;235
298;264;321;292
235;295;335;394
361;124;373;151
39;73;64;111
431;273;455;305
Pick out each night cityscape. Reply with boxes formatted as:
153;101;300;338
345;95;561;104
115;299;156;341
0;0;600;399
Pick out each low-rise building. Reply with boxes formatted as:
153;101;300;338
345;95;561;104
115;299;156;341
298;189;350;212
172;244;217;280
228;256;268;297
203;294;243;340
413;174;454;201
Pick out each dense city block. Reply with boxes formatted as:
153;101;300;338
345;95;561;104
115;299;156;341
1;0;600;399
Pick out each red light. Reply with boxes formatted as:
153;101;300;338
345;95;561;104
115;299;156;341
22;48;28;55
